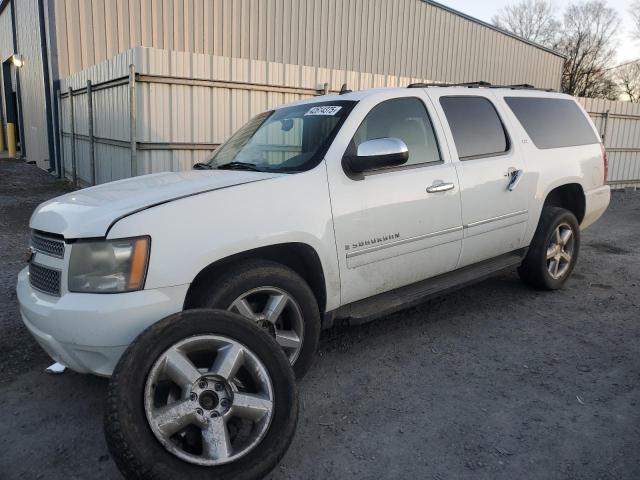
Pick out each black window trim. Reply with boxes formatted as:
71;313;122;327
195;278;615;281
439;95;513;161
342;96;444;179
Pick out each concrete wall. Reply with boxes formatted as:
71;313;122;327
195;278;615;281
50;0;564;89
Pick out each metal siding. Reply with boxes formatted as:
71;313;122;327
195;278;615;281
55;47;640;189
0;4;13;124
578;97;640;188
11;0;50;167
0;4;14;62
51;0;563;88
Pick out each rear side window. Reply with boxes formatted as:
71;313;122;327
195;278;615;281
504;97;599;149
440;96;509;160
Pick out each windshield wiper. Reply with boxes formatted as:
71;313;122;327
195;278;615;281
192;162;213;170
216;161;263;172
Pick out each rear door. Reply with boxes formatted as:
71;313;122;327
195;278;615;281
428;90;531;267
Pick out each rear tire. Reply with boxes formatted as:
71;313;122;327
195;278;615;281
518;207;580;290
104;309;298;480
192;260;321;379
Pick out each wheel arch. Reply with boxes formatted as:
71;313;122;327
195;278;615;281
183;242;328;314
543;183;586;224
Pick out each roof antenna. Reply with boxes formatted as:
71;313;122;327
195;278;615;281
339;83;352;95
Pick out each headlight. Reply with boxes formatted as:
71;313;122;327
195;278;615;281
68;237;150;293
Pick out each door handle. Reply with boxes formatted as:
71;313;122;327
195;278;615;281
426;182;455;193
506;168;524;191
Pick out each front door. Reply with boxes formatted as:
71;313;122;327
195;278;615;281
429;91;530;267
326;93;463;305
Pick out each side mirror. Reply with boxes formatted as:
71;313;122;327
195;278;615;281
343;138;409;178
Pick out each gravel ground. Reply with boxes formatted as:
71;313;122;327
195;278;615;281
1;156;639;480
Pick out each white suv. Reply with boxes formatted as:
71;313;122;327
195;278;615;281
17;84;610;378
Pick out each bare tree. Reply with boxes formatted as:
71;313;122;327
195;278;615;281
614;61;640;102
492;0;560;46
556;1;620;98
631;0;640;41
493;0;622;99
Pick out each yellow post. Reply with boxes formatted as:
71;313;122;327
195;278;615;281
7;122;16;157
0;123;4;151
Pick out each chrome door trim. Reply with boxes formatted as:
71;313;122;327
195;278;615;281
345;225;463;259
463;209;528;229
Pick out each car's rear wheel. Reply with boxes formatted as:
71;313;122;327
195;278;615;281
518;206;580;290
104;309;298;480
192;260;321;379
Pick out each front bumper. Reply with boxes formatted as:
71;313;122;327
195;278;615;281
17;267;189;376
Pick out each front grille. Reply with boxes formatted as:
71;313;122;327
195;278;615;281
31;231;65;258
29;263;61;296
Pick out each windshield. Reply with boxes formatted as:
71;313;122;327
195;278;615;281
205;100;356;172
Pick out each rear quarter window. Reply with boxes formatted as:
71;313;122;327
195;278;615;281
504;97;599;149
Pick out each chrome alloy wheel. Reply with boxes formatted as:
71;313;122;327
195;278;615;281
546;222;575;280
144;335;274;466
229;287;304;364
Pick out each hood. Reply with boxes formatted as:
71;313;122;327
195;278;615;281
30;170;281;238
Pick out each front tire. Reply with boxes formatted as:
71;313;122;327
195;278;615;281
518;206;580;290
193;260;321;379
104;310;298;480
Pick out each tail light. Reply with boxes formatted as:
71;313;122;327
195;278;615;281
600;143;608;185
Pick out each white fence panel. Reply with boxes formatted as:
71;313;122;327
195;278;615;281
57;48;640;188
58;47;445;185
578;97;640;189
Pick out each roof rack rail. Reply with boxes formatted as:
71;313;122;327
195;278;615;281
407;80;493;89
408;81;557;93
490;83;556;92
456;81;492;87
506;83;535;89
407;82;451;88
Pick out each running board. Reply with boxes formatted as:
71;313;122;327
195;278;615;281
331;249;526;326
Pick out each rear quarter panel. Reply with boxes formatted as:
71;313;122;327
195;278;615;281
492;91;605;243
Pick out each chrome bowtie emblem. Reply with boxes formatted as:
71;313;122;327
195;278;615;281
25;247;35;264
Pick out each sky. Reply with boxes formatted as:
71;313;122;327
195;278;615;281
439;0;640;64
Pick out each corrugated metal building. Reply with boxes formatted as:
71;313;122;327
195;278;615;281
1;0;566;180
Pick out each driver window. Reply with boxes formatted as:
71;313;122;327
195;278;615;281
352;97;441;166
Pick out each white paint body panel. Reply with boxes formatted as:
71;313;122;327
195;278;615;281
324;89;462;304
107;166;342;306
17;86;610;376
30;170;281;238
427;88;532;267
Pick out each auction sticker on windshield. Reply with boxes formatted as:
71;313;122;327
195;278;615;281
305;106;342;116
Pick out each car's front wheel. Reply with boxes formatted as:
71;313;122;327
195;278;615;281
518;206;580;290
193;260;321;379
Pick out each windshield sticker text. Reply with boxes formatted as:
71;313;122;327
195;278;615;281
304;106;342;116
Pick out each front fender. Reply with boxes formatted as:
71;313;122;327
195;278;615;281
107;166;342;310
